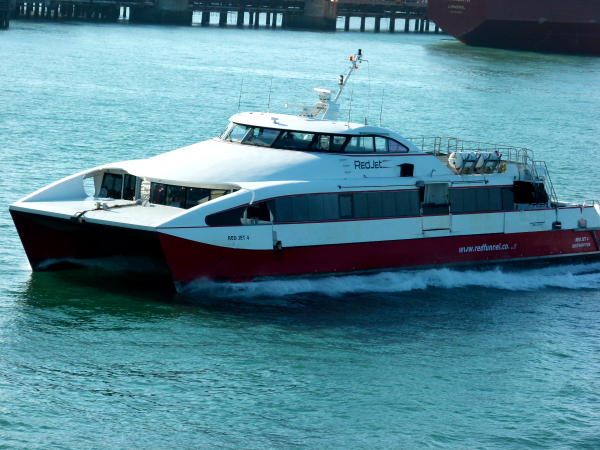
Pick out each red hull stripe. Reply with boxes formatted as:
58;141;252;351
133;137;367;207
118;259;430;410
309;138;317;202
158;229;600;284
11;208;600;286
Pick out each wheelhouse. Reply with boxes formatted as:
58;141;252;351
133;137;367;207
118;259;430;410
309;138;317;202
220;123;409;153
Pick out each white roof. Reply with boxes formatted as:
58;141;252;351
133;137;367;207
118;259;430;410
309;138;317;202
229;112;407;138
115;139;355;185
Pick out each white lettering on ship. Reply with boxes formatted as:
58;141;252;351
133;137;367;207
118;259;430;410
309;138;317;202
459;243;516;253
573;236;591;248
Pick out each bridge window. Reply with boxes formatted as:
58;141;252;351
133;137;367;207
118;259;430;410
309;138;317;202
221;123;409;154
346;136;375;153
311;134;350;152
345;135;408;153
388;140;408;153
274;131;315;151
243;128;281;147
225;124;252;142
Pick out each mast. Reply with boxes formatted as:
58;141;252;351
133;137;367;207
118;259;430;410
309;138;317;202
285;49;365;121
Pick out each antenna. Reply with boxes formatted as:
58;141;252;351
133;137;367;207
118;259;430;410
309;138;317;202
237;77;244;113
379;90;385;127
333;48;365;104
267;76;273;113
347;89;354;126
365;60;371;125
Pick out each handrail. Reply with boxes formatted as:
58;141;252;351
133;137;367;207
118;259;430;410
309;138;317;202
410;136;557;204
409;136;530;162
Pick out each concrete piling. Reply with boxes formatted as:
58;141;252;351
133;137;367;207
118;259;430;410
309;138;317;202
11;0;435;33
284;0;337;30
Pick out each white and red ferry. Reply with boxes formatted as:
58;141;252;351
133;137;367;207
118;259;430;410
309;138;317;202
9;51;600;291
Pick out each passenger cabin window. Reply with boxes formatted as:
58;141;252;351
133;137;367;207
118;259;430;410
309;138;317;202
100;173;123;199
205;187;516;227
167;185;187;208
245;202;272;223
269;191;420;223
205;202;273;226
220;123;409;154
449;187;513;213
123;174;137;200
149;182;235;209
100;173;138;200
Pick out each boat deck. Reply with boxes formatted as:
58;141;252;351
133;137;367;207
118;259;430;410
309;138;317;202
10;199;183;230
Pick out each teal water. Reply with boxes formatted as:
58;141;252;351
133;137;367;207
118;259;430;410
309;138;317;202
2;20;600;449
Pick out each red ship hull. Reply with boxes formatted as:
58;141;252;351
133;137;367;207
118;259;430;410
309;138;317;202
158;229;600;288
428;0;600;54
11;210;600;291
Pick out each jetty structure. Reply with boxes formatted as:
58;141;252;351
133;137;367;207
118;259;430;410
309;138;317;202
1;0;11;27
9;0;434;32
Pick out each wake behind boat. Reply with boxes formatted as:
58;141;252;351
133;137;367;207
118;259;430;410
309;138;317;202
9;51;600;291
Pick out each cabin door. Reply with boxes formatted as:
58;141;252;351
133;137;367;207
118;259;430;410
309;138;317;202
244;201;276;250
422;183;452;232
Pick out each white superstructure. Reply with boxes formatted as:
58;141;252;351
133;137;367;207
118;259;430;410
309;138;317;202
10;50;600;290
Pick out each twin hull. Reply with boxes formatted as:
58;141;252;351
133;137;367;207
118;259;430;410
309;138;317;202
428;0;600;54
11;206;600;291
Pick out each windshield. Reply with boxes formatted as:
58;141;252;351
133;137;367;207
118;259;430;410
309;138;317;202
220;123;409;154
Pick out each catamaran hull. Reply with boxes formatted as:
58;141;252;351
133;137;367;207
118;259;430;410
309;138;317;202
10;209;600;291
10;209;170;274
158;229;600;290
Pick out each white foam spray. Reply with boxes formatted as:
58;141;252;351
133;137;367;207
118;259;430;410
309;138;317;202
182;262;600;299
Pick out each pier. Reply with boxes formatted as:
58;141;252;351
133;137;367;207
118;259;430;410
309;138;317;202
1;0;11;27
8;0;435;32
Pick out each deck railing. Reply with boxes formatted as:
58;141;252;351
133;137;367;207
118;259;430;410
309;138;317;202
410;136;557;203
